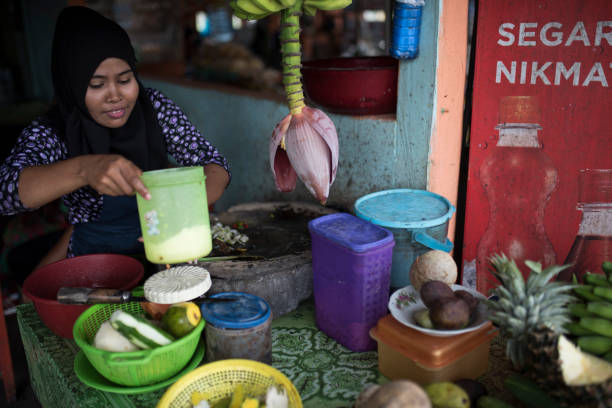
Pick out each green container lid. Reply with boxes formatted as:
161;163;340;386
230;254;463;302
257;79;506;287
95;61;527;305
141;166;205;187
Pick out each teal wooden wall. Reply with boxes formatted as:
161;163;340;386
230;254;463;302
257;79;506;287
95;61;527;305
143;0;439;212
20;0;440;213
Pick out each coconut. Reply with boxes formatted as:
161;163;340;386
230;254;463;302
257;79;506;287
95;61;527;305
356;380;431;408
410;250;458;291
354;384;381;407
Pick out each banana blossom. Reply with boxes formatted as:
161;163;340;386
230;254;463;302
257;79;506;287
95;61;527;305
229;0;349;204
269;106;338;204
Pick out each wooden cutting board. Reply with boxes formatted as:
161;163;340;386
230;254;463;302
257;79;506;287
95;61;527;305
200;202;337;317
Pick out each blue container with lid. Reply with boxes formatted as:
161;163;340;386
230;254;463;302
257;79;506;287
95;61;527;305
354;189;455;289
200;292;272;363
308;212;395;351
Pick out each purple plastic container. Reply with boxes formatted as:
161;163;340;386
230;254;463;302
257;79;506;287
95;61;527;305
308;213;395;351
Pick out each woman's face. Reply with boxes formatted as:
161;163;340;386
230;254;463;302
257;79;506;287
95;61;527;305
85;57;139;128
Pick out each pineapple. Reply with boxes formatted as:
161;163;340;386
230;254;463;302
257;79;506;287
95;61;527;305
527;327;612;407
488;254;612;408
526;328;612;408
487;254;575;369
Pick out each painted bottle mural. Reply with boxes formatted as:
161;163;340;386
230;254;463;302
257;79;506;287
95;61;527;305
559;169;612;282
477;96;558;282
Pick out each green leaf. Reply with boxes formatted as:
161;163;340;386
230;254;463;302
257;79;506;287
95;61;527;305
525;259;542;274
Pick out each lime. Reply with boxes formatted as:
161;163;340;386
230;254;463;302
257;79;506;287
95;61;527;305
161;302;201;338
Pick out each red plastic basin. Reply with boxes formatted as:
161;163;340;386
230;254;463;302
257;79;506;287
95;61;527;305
301;56;399;115
22;254;144;338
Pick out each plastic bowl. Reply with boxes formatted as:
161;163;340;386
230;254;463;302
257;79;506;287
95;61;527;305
73;302;205;387
22;254;144;339
301;56;398;115
157;359;302;408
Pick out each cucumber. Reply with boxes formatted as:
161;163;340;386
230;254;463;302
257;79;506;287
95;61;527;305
577;336;612;355
476;396;515;408
240;398;260;408
587;301;612;319
585;273;612;287
580;316;612;338
110;309;174;349
504;375;561;408
93;321;139;352
593;286;612;302
212;397;231;408
228;384;245;408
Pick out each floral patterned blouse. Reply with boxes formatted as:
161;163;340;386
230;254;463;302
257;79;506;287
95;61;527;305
0;88;230;225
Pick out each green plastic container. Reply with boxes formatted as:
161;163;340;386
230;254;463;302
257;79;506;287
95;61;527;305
73;302;205;387
136;167;212;264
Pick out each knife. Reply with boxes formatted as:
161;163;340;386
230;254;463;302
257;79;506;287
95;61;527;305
56;287;238;305
197;254;265;262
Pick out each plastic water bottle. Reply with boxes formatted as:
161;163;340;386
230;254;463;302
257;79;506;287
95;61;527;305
559;169;612;283
208;7;233;43
390;0;425;59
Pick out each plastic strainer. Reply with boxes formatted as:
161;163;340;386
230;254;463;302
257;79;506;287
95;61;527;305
73;302;205;386
156;359;302;408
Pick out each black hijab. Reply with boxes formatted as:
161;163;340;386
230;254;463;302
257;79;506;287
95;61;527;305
43;6;167;171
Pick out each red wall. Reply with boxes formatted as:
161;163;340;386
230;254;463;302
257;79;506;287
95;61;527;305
462;0;612;294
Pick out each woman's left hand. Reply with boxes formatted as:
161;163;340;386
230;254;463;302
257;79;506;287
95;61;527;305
204;163;230;206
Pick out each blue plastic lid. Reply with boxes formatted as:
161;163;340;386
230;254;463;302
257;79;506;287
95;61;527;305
308;212;394;253
200;292;271;329
354;189;455;229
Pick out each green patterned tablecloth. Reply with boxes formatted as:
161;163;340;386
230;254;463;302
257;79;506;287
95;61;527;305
17;301;386;408
17;301;519;408
269;302;387;407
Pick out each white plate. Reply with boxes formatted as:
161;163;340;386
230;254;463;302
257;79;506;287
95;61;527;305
388;284;489;337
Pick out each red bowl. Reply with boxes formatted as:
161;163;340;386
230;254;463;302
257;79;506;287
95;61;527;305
301;56;399;115
22;254;144;338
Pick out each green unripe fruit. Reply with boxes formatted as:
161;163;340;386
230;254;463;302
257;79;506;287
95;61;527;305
161;302;201;338
425;382;470;408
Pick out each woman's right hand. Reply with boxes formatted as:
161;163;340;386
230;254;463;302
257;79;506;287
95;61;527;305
19;154;149;209
84;155;150;199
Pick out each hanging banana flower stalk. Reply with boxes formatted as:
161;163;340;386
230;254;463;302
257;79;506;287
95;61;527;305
230;0;351;204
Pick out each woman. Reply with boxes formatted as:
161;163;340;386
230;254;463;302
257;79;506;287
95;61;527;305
0;6;230;264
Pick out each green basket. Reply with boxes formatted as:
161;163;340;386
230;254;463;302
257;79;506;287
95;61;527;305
73;302;205;387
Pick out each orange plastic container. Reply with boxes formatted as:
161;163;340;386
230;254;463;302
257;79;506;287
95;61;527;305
370;314;498;385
